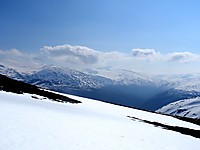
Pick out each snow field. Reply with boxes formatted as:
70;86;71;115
157;97;200;118
0;91;200;150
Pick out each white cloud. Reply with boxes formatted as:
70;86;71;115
1;45;200;74
131;49;200;63
131;49;160;61
0;49;23;57
132;49;158;57
167;52;199;63
41;44;99;65
40;45;200;73
41;44;133;70
0;49;43;72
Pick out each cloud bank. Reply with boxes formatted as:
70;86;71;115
132;49;160;61
168;52;199;63
0;49;43;72
0;49;23;57
1;44;200;74
40;45;131;70
41;45;99;65
132;49;159;57
131;48;200;63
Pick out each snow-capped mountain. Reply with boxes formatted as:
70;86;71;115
1;78;200;149
157;73;200;92
175;74;200;92
0;64;114;90
93;68;169;87
26;65;113;90
1;64;200;112
0;64;27;81
156;97;200;119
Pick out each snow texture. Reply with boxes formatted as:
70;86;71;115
158;73;200;92
157;97;200;119
0;91;200;150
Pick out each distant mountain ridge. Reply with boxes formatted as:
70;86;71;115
0;64;27;81
158;74;200;92
1;64;200;111
26;65;114;90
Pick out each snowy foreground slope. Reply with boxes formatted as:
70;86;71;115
1;91;200;150
157;97;200;119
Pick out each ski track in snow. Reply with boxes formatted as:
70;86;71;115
0;91;200;150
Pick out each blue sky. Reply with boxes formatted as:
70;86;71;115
0;0;200;74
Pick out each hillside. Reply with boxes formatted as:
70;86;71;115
0;76;200;149
157;97;200;119
0;74;81;104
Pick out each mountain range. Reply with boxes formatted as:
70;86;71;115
1;64;200;111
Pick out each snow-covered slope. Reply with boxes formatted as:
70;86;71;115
0;91;200;150
94;68;169;87
157;74;200;92
26;65;113;90
156;97;200;119
0;64;114;90
0;64;26;81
